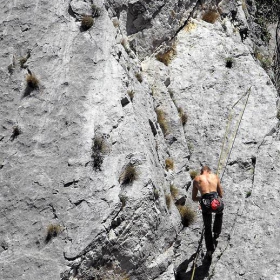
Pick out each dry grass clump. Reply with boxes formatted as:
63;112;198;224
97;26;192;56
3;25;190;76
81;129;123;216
156;108;168;135
119;195;128;208
165;158;174;171
127;90;134;101
165;194;172;209
202;10;220;24
189;170;198;180
120;165;138;185
135;72;143;83
91;137;107;170
26;74;39;89
156;45;176;66
177;205;196;227
19;57;27;68
81;16;94;30
178;107;188;126
170;184;178;199
45;224;62;243
254;50;271;70
91;4;101;17
184;21;197;32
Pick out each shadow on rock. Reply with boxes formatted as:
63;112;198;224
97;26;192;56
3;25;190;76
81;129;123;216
175;253;211;280
22;85;34;98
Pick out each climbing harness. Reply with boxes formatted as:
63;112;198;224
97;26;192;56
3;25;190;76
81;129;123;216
190;87;252;280
216;87;252;180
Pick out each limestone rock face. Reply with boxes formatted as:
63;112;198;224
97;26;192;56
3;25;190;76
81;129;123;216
0;0;279;280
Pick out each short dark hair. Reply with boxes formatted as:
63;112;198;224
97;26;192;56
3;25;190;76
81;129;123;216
201;166;211;174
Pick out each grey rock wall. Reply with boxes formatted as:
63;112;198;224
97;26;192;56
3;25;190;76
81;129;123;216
0;0;279;280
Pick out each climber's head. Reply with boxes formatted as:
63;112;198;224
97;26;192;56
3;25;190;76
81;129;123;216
200;165;211;174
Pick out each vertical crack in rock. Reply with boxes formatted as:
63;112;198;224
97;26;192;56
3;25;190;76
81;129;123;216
49;204;58;219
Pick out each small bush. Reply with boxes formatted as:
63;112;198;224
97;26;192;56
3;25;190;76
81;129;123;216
165;158;174;171
119;195;128;208
91;137;106;170
10;126;21;141
170;184;178;199
81;16;94;30
135;72;143;83
254;49;271;70
165;194;172;209
156;46;176;66
19;57;27;68
127;90;134;101
91;4;101;17
178;107;188;126
189;170;198;180
246;191;252;198
45;224;61;243
156;109;168;135
120;165;138;185
202;10;220;24
177;205;196;227
19;51;31;68
26;74;39;89
225;57;234;68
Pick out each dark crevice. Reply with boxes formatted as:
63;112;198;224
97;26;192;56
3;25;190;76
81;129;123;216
68;4;77;19
149;119;157;136
74;200;87;207
64;180;79;188
49;204;58;219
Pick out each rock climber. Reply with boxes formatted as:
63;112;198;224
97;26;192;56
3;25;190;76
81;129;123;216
192;166;224;260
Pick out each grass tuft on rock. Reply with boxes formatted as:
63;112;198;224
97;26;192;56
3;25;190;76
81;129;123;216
91;137;106;171
202;10;220;24
156;108;168;135
91;4;101;17
177;205;196;227
81;16;94;30
26;74;39;89
156;45;176;66
127;90;135;101
165;194;172;209
165;158;174;171
178;107;188;126
135;72;143;83
45;224;61;243
119;195;128;208
120;165;138;185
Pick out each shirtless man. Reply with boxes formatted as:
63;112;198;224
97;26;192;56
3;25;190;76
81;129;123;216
192;166;224;259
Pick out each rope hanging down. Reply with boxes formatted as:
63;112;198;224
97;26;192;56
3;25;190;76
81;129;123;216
216;87;252;180
190;87;252;280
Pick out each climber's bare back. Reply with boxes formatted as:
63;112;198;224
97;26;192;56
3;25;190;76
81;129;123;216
192;170;223;201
